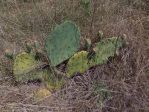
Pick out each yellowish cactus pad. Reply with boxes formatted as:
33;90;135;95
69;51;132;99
34;87;51;101
13;52;40;81
67;51;90;77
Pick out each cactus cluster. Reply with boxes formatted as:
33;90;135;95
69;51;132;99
11;21;81;92
7;21;124;99
66;37;123;77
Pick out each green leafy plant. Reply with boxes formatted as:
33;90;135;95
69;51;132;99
45;21;80;66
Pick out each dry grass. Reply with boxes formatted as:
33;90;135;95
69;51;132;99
0;0;149;112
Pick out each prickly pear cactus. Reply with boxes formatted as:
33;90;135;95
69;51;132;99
66;37;123;77
45;21;80;66
67;51;90;78
34;87;51;101
92;37;123;65
13;52;41;82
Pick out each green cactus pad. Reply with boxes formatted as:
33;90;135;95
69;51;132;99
13;52;41;82
45;21;80;66
67;51;90;78
92;37;123;65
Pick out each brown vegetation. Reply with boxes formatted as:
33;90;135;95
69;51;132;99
0;0;148;112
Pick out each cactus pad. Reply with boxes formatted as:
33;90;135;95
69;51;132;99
45;21;80;66
92;37;123;65
67;51;90;77
34;87;51;101
13;52;41;81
